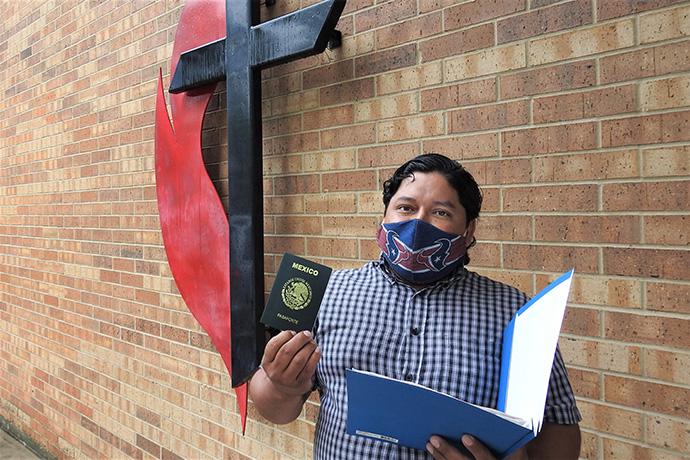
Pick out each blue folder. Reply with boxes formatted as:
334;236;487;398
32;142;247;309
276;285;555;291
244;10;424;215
346;270;575;459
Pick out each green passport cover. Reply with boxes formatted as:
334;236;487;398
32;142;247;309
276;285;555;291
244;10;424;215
261;253;332;332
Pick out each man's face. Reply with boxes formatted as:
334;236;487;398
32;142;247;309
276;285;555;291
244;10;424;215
384;171;476;239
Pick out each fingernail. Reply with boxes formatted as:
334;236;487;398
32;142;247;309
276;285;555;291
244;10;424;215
303;330;312;338
462;435;473;446
426;443;433;454
430;437;440;449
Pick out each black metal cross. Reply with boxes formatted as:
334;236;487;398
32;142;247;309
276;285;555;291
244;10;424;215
169;0;345;387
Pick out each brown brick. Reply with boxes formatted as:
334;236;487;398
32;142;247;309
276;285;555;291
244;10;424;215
480;158;532;185
273;174;321;195
640;75;690;111
445;43;526;81
567;368;601;399
600;47;655;84
423;133;499;159
503;185;598;212
604;247;690;281
566;274;642;309
474;215;531;241
135;318;160;336
355;44;417;77
419;23;494;63
534;150;640;182
265;236;305;255
533;84;636;123
646;416;690;453
161;325;189;344
643;145;690;178
529;20;635;66
560;338;641;374
502;122;597;156
602;111;690;147
270;132;320;155
445;0;525;30
469;241;501;268
644;349;690;386
322;215;381;237
357;142;420;168
606;310;690;349
264;196;304;215
597;0;687;21
304;193;358;214
303;105;354;130
602;438;666;460
322;170;377;192
275;216;322;235
580;432;600;460
535;215;640;244
307;237;359;259
377;62;442;94
497;0;592;44
322;123;376;148
561;306;601;337
136;434;161;458
578;401;643;440
320;78;375;106
604;375;690;418
646;282;690;314
262;73;301;99
500;60;596;99
354;0;417;33
355;93;417;122
450;100;529;133
304;149;357;172
376;12;442;50
303;60;353;90
135;406;161;427
602;181;689;212
644;215;689;245
503;244;599;273
421;78;496;112
378;114;444;142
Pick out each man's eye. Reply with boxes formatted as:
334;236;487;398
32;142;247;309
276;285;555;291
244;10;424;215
398;206;413;213
435;210;450;217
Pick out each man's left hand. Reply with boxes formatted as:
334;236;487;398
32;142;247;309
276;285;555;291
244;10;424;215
426;435;528;460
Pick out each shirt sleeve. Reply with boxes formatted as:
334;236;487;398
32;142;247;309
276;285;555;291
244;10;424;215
543;345;582;425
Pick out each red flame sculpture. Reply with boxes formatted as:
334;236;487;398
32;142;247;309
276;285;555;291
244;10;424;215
154;0;248;432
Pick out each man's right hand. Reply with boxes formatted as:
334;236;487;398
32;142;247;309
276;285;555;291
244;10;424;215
260;330;321;398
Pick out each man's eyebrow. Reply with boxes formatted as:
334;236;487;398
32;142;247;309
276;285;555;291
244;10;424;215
433;200;457;208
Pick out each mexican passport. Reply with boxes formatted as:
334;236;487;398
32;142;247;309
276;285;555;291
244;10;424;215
260;253;332;332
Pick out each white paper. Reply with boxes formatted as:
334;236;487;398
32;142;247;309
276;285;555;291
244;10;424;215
502;271;574;430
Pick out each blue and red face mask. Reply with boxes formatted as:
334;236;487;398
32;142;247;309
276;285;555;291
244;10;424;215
376;219;469;285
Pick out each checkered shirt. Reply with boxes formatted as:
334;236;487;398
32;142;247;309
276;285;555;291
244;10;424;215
312;259;581;460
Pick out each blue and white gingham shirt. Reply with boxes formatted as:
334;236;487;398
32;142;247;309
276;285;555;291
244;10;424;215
313;259;581;460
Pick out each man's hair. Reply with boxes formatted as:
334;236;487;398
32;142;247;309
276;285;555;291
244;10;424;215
382;153;483;222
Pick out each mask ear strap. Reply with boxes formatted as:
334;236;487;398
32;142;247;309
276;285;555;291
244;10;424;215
467;236;476;249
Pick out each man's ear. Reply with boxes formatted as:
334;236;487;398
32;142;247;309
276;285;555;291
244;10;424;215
465;219;477;248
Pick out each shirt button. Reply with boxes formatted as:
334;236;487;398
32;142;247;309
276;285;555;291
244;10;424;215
404;374;413;381
411;327;420;336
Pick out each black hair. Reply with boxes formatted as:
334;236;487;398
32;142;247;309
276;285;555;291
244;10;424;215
382;153;483;222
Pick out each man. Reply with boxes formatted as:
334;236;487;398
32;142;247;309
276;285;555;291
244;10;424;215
249;154;581;459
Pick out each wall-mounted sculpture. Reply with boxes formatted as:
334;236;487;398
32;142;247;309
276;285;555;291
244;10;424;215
155;0;345;431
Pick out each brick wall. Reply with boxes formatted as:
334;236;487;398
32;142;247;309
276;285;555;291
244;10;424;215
1;1;689;459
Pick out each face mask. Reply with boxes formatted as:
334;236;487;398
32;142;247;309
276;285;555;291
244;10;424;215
376;219;469;285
